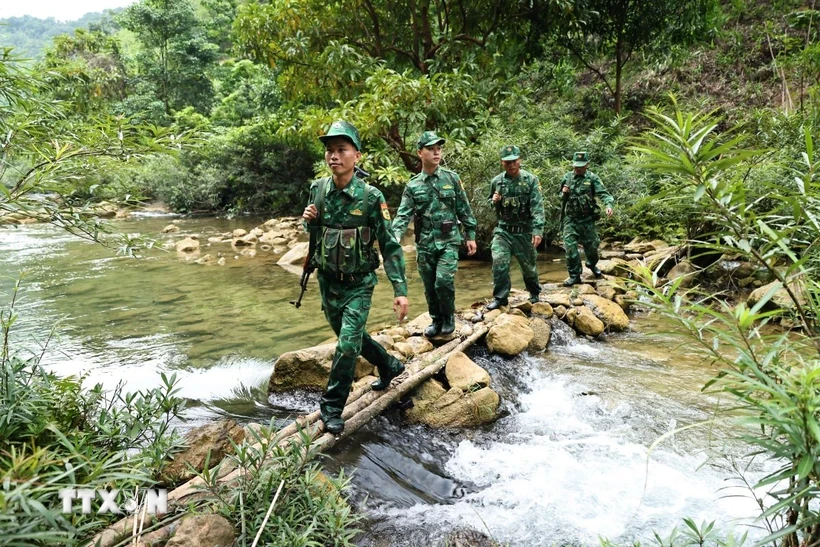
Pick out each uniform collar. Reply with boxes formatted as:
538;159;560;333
503;169;523;182
423;167;441;182
328;176;361;199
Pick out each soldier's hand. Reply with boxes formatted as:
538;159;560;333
393;296;409;322
561;186;569;194
532;235;542;248
492;192;502;203
606;207;613;218
466;240;477;256
303;204;318;221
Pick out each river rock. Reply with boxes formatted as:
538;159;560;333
543;293;572;308
404;336;434;355
582;294;630;331
175;237;200;253
232;229;247;238
162;224;180;234
601;250;626;259
747;280;807;312
530;302;554;318
194;254;216;265
484;309;503;322
528;317;551;352
166;514;235;547
277;241;310;265
486;313;533;356
569;306;605;336
249;227;264;238
164;420;245;483
269;343;374;392
445;351;491;391
405;379;500;427
263;219;279;229
233;233;257;247
624;239;655;254
445;529;497;547
667;260;698;288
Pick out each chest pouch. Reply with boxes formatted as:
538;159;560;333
321;226;376;274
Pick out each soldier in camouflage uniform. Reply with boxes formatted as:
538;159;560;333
560;151;614;286
486;145;545;310
302;120;409;435
392;131;477;337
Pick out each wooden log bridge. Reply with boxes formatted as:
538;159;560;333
91;323;489;547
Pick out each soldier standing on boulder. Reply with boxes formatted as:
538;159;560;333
302;120;409;435
486;145;545;310
391;131;478;337
560;151;614;286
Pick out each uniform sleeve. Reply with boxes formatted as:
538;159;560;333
391;185;415;243
487;176;497;204
592;174;615;208
560;172;570;193
530;175;545;235
372;191;408;298
454;174;477;241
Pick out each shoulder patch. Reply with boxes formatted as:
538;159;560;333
380;202;391;220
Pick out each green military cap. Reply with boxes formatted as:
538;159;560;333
500;144;520;161
417;130;446;149
572;151;590;167
319;120;361;151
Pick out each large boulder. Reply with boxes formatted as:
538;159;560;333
582;294;630;331
404;379;500;427
667;260;699;288
542;293;572;308
567;306;605;337
164;420;245;483
166;515;235;547
528;317;551;352
269;343;374;392
486;313;534;356
444;352;491;391
747;280;808;312
277;241;310;265
530;302;554;318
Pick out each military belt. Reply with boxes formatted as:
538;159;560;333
319;270;368;283
499;224;530;234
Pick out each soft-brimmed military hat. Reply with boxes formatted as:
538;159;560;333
417;130;446;149
572;151;590;167
500;145;520;161
319;120;361;151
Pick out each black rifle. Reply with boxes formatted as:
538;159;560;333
290;232;316;308
558;186;569;231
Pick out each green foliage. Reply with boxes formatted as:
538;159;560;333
631;99;820;546
198;424;362;547
0;11;122;60
0;280;186;544
118;0;218;118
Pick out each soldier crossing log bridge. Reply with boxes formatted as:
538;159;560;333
90;323;489;547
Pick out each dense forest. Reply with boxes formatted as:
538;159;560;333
0;10;123;60
2;0;820;545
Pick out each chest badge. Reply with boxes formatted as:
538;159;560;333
350;209;363;216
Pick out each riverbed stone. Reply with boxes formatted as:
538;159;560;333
747;280;807;312
530;302;554;318
484;309;503;322
582;294;630;331
624;239;655;254
175;237;200;253
269;343;373;392
445;351;491;391
194;254;216;265
162;224;180;234
277;241;309;265
667;260;698;288
528;317;551;352
232;228;247;238
405;380;500;427
570;306;605;337
166;514;235;547
486;313;533;356
164;420;245;483
404;336;434;355
542;293;572;308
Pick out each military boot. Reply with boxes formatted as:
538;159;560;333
440;315;456;335
424;320;441;337
323;416;344;435
563;276;582;287
371;359;405;391
590;266;603;278
528;294;540;304
486;298;508;311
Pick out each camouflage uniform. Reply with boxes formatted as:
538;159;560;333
392;134;477;333
306;122;407;427
488;145;545;304
561;152;614;281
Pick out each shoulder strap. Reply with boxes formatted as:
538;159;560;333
363;182;372;220
314;177;329;225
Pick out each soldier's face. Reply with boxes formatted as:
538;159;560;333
325;138;361;177
574;165;587;176
418;144;442;169
502;159;520;177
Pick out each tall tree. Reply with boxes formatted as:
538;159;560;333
233;0;565;175
559;0;711;113
119;0;218;116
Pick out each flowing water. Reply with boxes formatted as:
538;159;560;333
0;217;768;546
